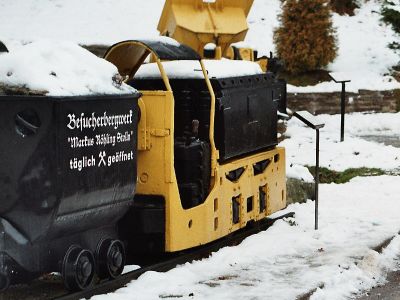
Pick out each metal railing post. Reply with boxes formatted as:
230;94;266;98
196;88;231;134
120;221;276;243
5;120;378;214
340;82;346;142
293;111;325;230
315;129;320;230
329;73;351;142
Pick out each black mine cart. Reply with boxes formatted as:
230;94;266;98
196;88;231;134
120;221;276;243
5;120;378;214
0;92;139;290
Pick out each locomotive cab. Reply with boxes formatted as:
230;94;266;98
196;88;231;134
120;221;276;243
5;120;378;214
105;38;287;256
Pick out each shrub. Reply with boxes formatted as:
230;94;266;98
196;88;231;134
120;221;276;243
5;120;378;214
381;6;400;34
274;0;338;75
330;0;359;16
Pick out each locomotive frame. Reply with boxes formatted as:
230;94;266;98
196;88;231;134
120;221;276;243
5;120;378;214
105;40;286;253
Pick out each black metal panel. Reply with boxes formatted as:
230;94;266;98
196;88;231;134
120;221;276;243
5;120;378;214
132;72;279;161
174;138;211;209
259;186;267;213
0;93;139;281
232;196;240;224
211;74;278;161
119;195;165;257
274;79;287;114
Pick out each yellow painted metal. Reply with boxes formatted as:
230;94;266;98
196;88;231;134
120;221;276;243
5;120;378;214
136;90;175;191
137;98;150;150
104;41;151;79
158;0;254;57
199;60;219;174
104;40;173;89
257;57;268;72
237;47;254;61
214;46;222;60
168;146;286;250
136;99;286;250
156;58;173;92
222;46;254;61
135;60;286;251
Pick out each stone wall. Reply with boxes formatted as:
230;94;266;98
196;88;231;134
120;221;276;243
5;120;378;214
288;89;400;114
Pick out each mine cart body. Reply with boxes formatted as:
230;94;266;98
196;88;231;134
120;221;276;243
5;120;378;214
0;93;139;286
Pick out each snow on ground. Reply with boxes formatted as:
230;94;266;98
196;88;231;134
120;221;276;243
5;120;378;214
0;0;399;92
0;40;135;96
89;113;400;300
282;112;400;172
93;176;400;300
286;163;315;183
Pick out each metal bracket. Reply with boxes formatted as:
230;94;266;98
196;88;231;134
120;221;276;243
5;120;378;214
137;98;150;150
150;128;170;137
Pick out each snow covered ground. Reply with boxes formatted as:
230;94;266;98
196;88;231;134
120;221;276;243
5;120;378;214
0;0;399;92
284;112;400;172
93;180;400;300
88;113;400;300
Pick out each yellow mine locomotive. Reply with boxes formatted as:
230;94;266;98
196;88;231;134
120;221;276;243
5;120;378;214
0;0;287;291
105;38;286;255
105;0;287;265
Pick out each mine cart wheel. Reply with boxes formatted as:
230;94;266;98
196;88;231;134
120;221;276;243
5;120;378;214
62;245;95;291
0;272;10;291
96;239;126;279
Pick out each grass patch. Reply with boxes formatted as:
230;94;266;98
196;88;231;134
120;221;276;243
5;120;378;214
306;166;385;184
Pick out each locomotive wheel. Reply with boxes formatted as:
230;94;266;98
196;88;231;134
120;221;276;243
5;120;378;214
62;245;95;291
96;239;126;279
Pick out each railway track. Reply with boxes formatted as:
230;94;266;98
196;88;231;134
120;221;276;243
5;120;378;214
0;212;295;300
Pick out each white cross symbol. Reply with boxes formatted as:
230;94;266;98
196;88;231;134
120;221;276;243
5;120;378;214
98;151;107;167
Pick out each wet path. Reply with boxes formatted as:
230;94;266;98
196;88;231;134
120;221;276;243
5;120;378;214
358;266;400;300
357;134;399;299
360;135;400;148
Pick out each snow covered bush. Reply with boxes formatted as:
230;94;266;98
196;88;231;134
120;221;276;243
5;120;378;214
381;0;400;34
273;0;337;75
